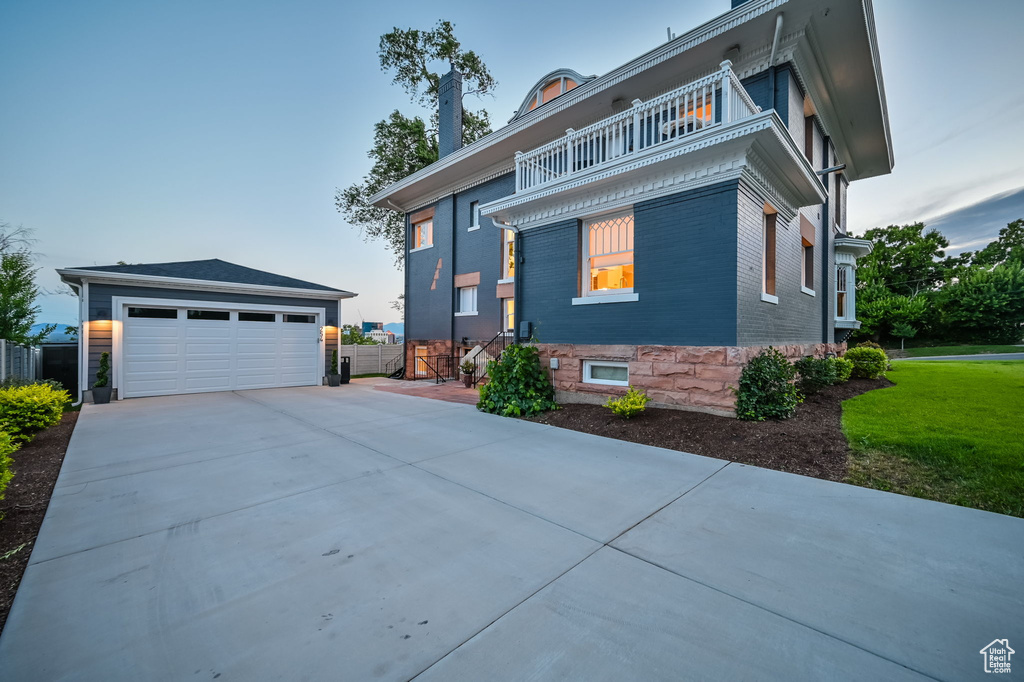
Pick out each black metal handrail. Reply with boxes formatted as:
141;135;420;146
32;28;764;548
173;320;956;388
385;354;404;379
421;354;456;384
470;330;516;386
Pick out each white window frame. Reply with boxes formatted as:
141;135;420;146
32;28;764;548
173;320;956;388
502;298;514;331
582;360;629;387
415;346;427;377
469;201;480;231
581;209;634;299
455;285;478;316
500;228;515;282
761;209;779;304
835;265;855;321
412;219;433;251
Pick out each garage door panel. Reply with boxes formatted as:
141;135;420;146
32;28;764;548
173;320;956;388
121;305;321;398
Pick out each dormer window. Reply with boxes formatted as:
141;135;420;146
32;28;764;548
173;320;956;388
511;69;595;122
528;77;577;111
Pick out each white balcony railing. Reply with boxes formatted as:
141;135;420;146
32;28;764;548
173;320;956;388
514;60;759;193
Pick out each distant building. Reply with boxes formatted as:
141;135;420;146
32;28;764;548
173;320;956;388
367;329;388;344
385;330;396;344
362;321;383;334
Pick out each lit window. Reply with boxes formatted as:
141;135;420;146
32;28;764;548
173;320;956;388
414;219;433;249
528;77;577;111
469;201;479;229
836;266;853;320
502;229;515;279
802;238;814;290
503;298;515;331
415;346;427;377
583;360;629;386
762;209;777;299
457;286;477;314
583;211;634;297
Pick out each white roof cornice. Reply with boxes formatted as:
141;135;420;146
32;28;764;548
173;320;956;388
56;269;357;301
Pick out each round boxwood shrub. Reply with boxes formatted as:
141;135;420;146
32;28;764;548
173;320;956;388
794;356;838;395
734;347;802;421
830;357;854;383
477;344;558;417
0;383;70;443
844;346;888;380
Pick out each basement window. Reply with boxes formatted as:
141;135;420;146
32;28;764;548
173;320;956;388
582;360;629;387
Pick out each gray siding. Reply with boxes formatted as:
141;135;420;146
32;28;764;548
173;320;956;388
453;174;517;343
519;181;740;346
85;283;340;386
736;181;823;345
405;199;454;341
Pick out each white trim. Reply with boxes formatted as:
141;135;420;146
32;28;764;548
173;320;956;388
800;286;816;297
582;359;630;387
760;293;779;304
57;268;355;300
82;280;90;396
496;277;514;285
409;244;434;254
572;293;639;306
453;311;479;317
468;225;481;232
110;296;326;399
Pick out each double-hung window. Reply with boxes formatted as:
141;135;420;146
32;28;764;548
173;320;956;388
582;210;634;298
502;229;515;280
456;286;477;315
469;201;480;231
836;266;855;321
413;219;433;250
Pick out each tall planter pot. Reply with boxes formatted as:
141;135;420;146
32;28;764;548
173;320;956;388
326;374;341;387
92;387;112;404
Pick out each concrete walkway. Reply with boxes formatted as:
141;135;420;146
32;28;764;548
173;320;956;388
0;384;1020;681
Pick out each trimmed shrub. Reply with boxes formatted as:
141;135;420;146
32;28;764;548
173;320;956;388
0;430;18;513
794;356;838;395
605;386;651;419
94;352;110;388
831;357;854;384
855;340;883;350
477;344;558;417
0;384;71;443
844;346;889;380
330;349;339;375
734;347;802;421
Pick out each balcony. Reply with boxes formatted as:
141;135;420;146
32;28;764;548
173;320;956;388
483;61;826;229
515;62;758;193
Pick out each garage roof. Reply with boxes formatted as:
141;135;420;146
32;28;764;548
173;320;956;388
64;259;354;295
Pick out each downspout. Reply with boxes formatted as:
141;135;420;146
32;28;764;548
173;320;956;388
767;13;784;110
66;281;84;406
450;194;457;360
389;198;410;378
821;136;832;345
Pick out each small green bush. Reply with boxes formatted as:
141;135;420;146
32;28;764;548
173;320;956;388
855;340;883;350
844;346;888;380
0;384;71;443
330;349;339;375
477;344;558;417
94;352;110;388
605;386;651;419
794;356;838;395
734;347;802;421
830;357;854;383
0;430;18;511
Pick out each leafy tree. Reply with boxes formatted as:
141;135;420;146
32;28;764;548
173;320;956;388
335;21;496;265
969;218;1024;268
860;222;960;296
341;325;378;345
0;250;55;345
891;322;917;350
936;261;1024;344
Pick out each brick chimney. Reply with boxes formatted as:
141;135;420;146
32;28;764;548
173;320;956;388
438;66;463;158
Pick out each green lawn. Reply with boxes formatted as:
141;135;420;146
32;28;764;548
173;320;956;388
896;344;1023;357
843;361;1024;517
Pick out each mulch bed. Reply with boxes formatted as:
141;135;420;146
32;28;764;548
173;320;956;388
530;378;891;481
0;411;79;634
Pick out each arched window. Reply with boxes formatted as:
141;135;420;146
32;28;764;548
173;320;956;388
528;77;577;111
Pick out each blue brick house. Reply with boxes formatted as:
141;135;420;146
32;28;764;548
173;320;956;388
370;0;890;414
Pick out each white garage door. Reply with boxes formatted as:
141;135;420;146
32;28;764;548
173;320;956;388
121;305;322;398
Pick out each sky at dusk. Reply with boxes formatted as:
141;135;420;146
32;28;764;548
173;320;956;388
2;0;1022;326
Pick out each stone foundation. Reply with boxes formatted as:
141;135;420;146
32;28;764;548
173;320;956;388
405;339;455;380
534;342;846;417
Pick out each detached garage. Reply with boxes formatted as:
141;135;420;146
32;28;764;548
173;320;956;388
58;259;356;401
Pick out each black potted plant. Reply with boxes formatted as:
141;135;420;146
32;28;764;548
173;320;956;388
326;350;342;387
459;359;476;388
93;351;112;404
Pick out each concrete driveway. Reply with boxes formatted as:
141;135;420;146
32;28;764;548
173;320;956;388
0;382;1020;681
